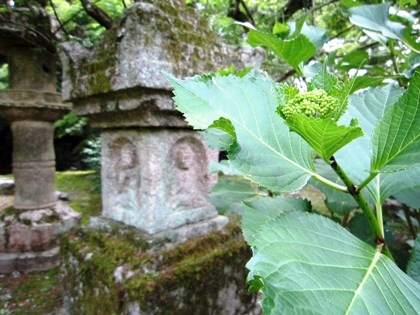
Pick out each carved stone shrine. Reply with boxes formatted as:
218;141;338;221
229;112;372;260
0;7;79;273
59;0;262;241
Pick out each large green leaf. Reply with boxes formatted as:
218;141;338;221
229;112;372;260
241;196;311;244
247;30;316;75
246;211;420;314
165;72;317;193
371;69;420;173
335;84;417;203
286;115;363;161
347;3;405;40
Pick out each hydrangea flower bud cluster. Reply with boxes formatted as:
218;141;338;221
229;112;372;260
281;89;337;119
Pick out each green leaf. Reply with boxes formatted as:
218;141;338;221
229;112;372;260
340;0;364;7
300;23;328;50
165;72;317;193
285;115;363;161
338;50;369;71
371;69;420;173
335;84;408;202
242;196;311;244
407;236;420;283
246;211;420;314
200;125;233;151
347;3;405;40
209;177;262;214
349;76;387;93
247;30;316;75
402;28;420;54
308;66;339;93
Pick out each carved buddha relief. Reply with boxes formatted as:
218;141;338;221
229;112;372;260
167;137;209;211
108;137;140;212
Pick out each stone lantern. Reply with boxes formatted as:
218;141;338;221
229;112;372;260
0;6;79;273
59;0;262;242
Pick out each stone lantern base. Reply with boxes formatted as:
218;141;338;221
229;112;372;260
0;201;80;273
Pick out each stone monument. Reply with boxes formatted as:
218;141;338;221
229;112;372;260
0;6;79;273
59;0;262;241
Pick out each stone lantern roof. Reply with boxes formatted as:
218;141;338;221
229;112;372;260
0;6;56;56
0;6;71;121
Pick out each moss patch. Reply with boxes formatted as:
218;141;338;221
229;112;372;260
62;215;257;314
0;268;63;315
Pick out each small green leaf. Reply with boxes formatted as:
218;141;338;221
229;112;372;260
285;115;363;161
348;76;386;93
272;22;290;38
308;66;339;93
402;28;420;54
200;127;233;151
338;50;369;70
371;69;420;173
247;30;316;75
246;211;420;314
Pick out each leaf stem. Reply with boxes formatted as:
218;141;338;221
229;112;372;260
357;172;378;191
329;156;394;261
312;173;348;192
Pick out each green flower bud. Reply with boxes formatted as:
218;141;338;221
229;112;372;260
281;89;337;119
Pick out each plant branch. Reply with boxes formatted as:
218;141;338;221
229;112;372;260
49;0;70;37
80;0;115;29
329;156;394;261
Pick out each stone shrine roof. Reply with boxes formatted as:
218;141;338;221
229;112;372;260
59;0;251;101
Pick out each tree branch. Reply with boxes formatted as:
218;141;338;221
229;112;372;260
79;0;115;30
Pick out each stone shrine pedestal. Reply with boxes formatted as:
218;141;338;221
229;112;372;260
58;0;259;242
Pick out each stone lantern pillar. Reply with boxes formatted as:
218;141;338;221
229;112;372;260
0;7;79;273
9;47;58;210
59;0;262;242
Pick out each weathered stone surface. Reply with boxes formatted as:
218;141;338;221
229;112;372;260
8;223;55;252
0;202;80;273
62;218;261;314
101;129;224;234
59;0;253;101
0;222;5;252
0;90;70;122
12;121;57;210
15;246;61;272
